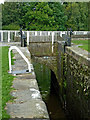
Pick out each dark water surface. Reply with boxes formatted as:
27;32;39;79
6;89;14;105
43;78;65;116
32;59;67;120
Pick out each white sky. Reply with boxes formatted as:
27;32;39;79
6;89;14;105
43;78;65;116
0;0;4;4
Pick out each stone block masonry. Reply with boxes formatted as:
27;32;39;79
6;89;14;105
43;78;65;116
57;41;90;119
5;46;49;119
65;48;90;119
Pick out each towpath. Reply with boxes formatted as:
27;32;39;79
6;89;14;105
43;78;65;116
1;42;49;119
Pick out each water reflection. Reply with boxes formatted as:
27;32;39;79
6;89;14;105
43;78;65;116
32;61;51;100
32;59;66;120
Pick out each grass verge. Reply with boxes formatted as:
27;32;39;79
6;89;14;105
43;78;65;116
72;40;90;52
0;46;15;119
0;47;2;120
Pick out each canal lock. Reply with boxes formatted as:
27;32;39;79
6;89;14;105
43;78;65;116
31;57;67;120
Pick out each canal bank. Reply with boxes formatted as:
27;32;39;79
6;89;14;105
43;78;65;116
29;41;90;120
57;41;90;119
1;43;49;119
1;30;90;119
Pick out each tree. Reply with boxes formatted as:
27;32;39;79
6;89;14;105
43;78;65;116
2;2;19;25
48;2;67;30
64;2;88;31
23;2;59;31
2;2;88;31
2;2;59;30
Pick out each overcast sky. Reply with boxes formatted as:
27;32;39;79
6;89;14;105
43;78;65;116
0;0;4;4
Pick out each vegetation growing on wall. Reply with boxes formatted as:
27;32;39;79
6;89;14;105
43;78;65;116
57;45;90;119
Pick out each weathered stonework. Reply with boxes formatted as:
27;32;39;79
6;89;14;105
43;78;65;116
28;42;57;57
57;42;90;119
28;42;58;78
66;54;90;119
28;40;90;119
71;34;89;40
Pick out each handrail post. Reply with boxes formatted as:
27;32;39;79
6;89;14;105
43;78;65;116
1;31;3;42
9;48;12;73
48;31;50;36
52;31;54;45
35;31;37;36
40;31;42;36
15;31;17;37
8;31;10;42
27;31;29;45
60;32;62;37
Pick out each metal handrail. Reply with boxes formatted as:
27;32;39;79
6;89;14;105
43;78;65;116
8;46;31;73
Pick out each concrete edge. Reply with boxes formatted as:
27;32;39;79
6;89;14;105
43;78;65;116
65;46;90;67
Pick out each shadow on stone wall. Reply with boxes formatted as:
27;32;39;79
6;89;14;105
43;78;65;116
28;41;90;120
57;42;90;120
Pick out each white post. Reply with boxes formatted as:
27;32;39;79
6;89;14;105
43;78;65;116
52;31;54;45
27;31;29;45
60;32;62;37
40;31;42;36
84;31;87;35
35;31;37;36
48;31;50;36
1;31;3;42
9;48;12;73
8;31;10;42
74;31;76;35
15;31;17;37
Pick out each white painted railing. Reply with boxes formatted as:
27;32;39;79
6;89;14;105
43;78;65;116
8;46;32;73
0;30;89;44
0;30;20;42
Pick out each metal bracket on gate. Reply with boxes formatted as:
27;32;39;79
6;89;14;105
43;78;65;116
8;46;32;74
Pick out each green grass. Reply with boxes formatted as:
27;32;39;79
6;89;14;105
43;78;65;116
0;47;2;120
72;40;90;52
0;46;15;119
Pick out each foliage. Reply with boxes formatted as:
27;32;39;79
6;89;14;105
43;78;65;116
2;23;20;30
48;2;67;30
23;2;58;30
2;2;19;26
1;46;15;119
2;2;89;31
64;2;88;31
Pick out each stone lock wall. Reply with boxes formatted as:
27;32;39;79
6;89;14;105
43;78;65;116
57;42;90;119
66;53;90;119
28;40;90;119
28;42;58;78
